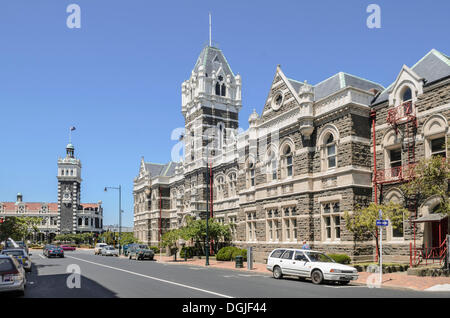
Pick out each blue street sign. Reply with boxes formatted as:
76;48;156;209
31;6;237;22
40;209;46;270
376;220;389;227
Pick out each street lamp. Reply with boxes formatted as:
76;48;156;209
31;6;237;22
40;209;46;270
104;185;122;255
203;135;214;266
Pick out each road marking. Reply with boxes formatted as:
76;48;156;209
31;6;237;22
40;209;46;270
38;254;45;259
65;255;233;298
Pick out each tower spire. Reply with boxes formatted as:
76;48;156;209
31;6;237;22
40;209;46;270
209;13;212;47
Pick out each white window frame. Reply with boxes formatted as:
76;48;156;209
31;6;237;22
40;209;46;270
321;202;341;242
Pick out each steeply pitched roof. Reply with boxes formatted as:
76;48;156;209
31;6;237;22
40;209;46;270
144;162;179;178
372;49;450;106
193;46;235;77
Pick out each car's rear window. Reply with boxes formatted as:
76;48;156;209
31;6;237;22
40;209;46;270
0;259;15;273
1;250;25;256
270;249;286;258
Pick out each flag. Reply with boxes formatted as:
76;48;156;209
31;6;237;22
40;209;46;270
70;126;76;131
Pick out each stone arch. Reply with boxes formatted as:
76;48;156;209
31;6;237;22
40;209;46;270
317;124;340;147
422;114;448;138
383;188;404;204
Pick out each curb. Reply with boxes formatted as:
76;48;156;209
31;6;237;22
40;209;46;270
155;258;272;275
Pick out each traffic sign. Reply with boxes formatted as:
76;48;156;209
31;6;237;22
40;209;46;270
376;220;389;227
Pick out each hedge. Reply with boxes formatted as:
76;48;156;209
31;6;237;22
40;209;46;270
149;246;160;254
180;246;195;259
216;246;247;262
328;254;351;265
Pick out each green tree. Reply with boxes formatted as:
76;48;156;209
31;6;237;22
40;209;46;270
161;229;181;251
179;216;231;253
344;202;409;258
0;216;41;242
400;156;450;215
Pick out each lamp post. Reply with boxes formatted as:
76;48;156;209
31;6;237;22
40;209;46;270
203;135;212;266
104;185;122;255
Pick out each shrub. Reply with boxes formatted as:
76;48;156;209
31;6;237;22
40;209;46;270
328;254;351;264
232;249;247;262
216;246;237;261
180;246;195;259
149;246;160;254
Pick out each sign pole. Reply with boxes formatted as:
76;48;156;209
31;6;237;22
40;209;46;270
379;224;382;285
378;209;383;286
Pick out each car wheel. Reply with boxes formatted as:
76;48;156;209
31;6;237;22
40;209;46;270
273;266;283;279
311;270;324;285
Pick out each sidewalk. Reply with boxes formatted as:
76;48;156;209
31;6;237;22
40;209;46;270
153;255;450;292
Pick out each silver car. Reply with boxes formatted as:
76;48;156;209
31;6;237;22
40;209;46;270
0;255;26;296
1;249;32;272
101;246;119;257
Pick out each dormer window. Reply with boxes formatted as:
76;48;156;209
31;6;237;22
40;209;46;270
402;87;412;102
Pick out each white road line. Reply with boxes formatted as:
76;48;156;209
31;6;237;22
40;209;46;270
38;254;45;259
65;255;233;298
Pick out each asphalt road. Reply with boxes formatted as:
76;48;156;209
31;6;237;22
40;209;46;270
16;250;450;298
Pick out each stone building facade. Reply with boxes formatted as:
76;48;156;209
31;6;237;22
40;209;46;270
134;46;450;262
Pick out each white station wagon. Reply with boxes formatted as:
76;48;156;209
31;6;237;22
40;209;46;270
267;248;358;285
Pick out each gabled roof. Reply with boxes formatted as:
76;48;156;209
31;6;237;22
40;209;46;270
193;45;235;77
372;49;450;106
144;162;179;178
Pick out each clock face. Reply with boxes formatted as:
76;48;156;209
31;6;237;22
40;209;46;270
64;193;70;199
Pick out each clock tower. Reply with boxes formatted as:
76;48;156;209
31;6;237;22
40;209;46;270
57;143;82;234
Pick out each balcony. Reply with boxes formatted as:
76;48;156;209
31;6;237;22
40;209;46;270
387;101;415;125
375;163;416;184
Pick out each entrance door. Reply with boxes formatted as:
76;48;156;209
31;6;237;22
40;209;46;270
431;218;449;248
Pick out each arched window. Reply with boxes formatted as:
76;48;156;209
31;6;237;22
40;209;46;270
248;162;255;187
402;87;412;102
215;82;221;95
78;218;82;226
325;134;336;169
283;146;293;177
266;150;278;181
221;83;226;96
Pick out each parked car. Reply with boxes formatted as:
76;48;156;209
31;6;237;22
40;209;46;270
122;244;131;256
60;245;76;251
0;255;26;296
5;241;29;255
128;244;154;260
1;249;32;272
43;245;64;258
266;248;358;285
94;243;108;255
101;246;119;257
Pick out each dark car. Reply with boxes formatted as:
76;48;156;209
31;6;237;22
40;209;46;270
128;244;154;260
122;244;133;256
43;245;64;258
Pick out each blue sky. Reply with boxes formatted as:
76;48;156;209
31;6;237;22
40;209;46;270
0;0;449;227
